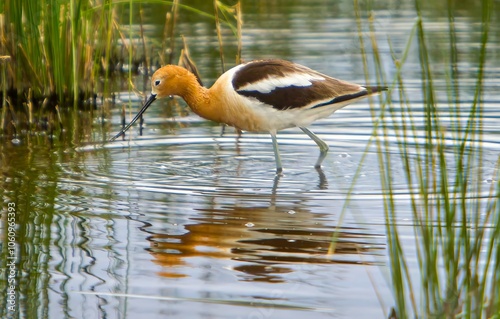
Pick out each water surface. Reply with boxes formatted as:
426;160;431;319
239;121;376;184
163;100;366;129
1;0;499;318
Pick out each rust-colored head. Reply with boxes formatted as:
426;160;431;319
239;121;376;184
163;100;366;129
110;65;197;141
151;65;194;98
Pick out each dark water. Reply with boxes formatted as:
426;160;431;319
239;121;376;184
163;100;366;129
1;0;499;318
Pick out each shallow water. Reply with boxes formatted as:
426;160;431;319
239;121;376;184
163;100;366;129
55;114;393;318
1;0;499;318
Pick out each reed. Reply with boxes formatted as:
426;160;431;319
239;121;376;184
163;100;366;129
213;0;243;71
212;0;242;135
1;0;239;102
1;0;240;138
214;0;226;72
1;0;112;105
356;0;499;317
0;55;10;130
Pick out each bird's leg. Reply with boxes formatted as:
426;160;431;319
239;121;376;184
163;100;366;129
220;124;226;136
270;131;283;174
300;127;329;168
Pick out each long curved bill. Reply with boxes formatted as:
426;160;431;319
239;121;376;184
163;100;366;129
109;94;157;141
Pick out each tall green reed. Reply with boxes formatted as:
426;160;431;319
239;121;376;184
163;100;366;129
1;0;113;106
213;0;243;71
0;0;240;108
1;0;241;140
358;0;499;317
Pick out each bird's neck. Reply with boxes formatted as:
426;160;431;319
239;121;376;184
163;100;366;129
181;74;223;123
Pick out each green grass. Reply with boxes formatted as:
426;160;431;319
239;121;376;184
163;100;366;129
354;0;500;317
0;0;240;138
0;0;239;108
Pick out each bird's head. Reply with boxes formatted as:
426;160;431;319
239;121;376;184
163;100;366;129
151;65;192;98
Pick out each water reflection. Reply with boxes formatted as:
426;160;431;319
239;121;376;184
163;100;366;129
274;169;328;191
147;200;384;281
1;0;499;317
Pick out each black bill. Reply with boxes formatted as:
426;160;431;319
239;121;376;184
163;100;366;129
109;94;157;141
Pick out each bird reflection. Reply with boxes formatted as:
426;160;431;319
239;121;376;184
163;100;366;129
148;204;384;281
271;166;328;195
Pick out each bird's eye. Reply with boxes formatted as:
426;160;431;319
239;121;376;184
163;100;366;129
154;80;161;86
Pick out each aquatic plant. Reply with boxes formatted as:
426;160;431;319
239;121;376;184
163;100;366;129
0;0;240;137
355;0;499;316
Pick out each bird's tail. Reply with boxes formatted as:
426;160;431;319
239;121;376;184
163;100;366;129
365;86;388;94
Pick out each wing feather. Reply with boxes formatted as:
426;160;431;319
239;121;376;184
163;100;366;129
231;59;378;110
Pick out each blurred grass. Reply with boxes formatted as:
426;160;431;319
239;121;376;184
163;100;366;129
0;0;239;137
353;0;499;317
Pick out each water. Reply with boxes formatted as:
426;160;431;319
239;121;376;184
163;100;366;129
1;0;499;318
57;132;392;318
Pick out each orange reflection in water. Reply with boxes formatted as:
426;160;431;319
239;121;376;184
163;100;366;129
149;204;384;281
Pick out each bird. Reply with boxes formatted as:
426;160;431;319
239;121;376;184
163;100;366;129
110;59;387;173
